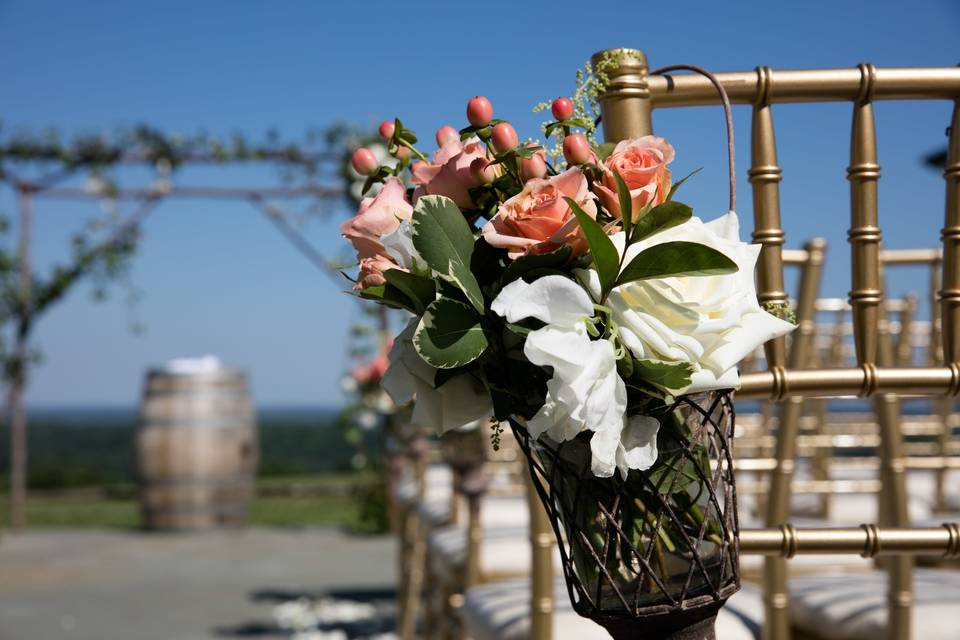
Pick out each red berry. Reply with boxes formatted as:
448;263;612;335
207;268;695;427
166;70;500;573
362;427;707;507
466;96;493;127
435;125;458;147
563;133;592;165
551;97;574;121
378;120;396;140
392;145;411;159
520;152;547;182
490;122;518;153
351;148;379;176
470;157;497;185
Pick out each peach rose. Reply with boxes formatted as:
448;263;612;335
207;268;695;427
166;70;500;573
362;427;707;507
412;136;487;210
482;168;597;258
341;177;413;259
355;254;404;291
593;136;674;221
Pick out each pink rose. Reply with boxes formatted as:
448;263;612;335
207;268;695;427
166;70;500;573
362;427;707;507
593;136;674;220
341;178;413;259
355;254;404;291
351;351;390;385
412;136;488;210
482;168;597;258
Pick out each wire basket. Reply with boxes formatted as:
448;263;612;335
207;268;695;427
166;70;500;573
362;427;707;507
509;391;740;639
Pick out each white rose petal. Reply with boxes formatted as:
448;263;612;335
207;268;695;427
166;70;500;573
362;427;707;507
577;210;795;395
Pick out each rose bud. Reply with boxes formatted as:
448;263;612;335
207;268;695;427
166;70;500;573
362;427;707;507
563;133;592;165
351;148;379;176
378;120;396;140
551;97;574;121
466;96;493;127
435;125;458;147
393;145;411;159
520;152;547;182
491;122;518;153
470;157;497;185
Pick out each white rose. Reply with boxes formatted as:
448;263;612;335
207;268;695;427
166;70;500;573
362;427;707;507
578;210;795;394
492;275;658;477
381;318;492;433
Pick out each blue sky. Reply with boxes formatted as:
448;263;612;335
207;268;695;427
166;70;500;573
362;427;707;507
0;0;958;407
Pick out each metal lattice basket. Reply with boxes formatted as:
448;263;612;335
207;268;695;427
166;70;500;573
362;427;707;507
509;391;740;639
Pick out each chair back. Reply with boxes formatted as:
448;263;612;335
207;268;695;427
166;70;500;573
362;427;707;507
594;49;960;640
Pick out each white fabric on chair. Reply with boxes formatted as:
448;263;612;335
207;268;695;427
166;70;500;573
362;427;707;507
427;495;533;578
463;577;764;640
788;568;960;640
428;525;536;580
393;463;453;507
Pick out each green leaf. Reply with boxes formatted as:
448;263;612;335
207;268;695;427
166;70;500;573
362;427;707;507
666;168;702;201
617;241;738;286
596;142;616;163
630;201;693;242
411;195;485;312
632;358;693;392
612;169;633;239
501;244;571;284
356;284;418;313
564;196;619;300
414;297;489;369
383;269;436;314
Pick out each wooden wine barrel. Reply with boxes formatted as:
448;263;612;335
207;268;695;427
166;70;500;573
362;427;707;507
135;368;258;530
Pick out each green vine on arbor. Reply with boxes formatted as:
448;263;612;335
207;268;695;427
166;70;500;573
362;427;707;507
0;122;356;528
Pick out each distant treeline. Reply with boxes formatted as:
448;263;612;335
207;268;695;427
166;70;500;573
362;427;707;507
0;408;380;489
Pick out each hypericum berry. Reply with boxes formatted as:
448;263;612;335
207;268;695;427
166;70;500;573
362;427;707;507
491;122;518;153
378;120;396;140
392;145;411;159
470;157;497;185
551;97;574;121
562;133;592;165
520;152;547;182
466;96;493;127
351;148;379;176
435;125;458;147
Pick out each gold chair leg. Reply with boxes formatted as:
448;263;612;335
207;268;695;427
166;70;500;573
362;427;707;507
400;508;426;640
762;396;804;640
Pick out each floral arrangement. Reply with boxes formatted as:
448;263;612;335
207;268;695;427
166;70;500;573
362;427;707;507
340;86;794;480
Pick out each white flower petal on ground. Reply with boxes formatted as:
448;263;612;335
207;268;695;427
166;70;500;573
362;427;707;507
381;318;491;433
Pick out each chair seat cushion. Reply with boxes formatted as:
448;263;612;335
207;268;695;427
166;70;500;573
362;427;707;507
788;568;960;640
463;577;763;640
428;525;536;580
392;463;453;507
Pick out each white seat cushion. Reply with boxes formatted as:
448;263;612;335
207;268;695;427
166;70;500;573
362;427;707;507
427;496;533;577
393;463;453;507
428;525;536;579
463;577;763;640
789;568;960;640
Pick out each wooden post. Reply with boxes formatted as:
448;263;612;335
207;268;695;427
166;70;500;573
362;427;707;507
9;185;32;530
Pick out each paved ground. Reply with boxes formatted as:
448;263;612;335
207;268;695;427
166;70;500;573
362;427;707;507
0;527;396;640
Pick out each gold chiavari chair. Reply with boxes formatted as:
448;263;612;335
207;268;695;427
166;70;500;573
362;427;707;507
423;424;531;640
394;428;457;640
587;49;960;640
